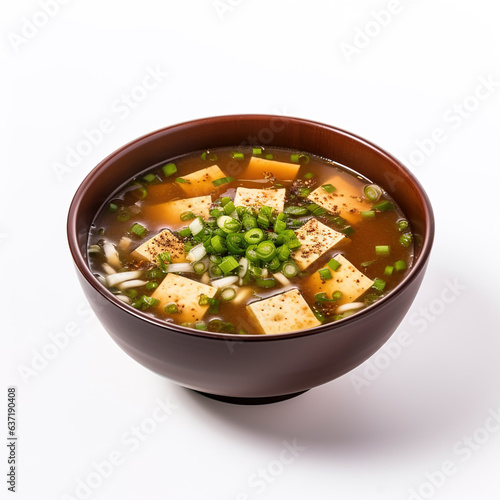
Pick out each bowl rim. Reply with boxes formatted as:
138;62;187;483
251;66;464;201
67;114;435;342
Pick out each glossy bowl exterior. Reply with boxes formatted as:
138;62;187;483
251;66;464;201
67;115;434;401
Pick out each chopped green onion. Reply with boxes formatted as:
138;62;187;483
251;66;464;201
223;201;236;215
175;177;190;184
162;163;177;177
221;287;236;301
210;255;222;264
327;258;341;271
273;219;287;233
220;196;232;207
208;319;224;332
397;219;409;231
189;217;204;236
361;210;375;218
268;256;281;271
303;172;314;179
291;154;310;164
198;294;209;306
145;282;158;291
255;241;277;262
178;228;191;238
281;260;299;278
212;176;235;187
315;293;334;303
332;291;343;301
242;214;258;230
244;228;265;245
232;152;244;160
130;223;148;238
384;265;394;276
265;154;273;160
140;296;159;310
286;238;302;250
313;308;325;323
219;256;239;274
394;260;407;271
373;200;394;212
156;251;171;272
256;278;276;288
201;152;217;161
284;206;308;216
245;245;261;264
375;245;390;256
372;278;386;292
342;226;355;236
208;298;221;314
220;322;235;333
109;202;118;213
194;322;207;331
318;268;333;280
399;233;412;247
180;211;196;222
307;203;327;216
165;302;179;314
211;235;227;254
131;184;147;200
142;173;156;183
146;268;165;280
364;184;382;202
321;184;336;193
252;147;262;155
193;261;207;274
226;233;246;255
297;187;311;197
277;244;290;262
210;264;223;277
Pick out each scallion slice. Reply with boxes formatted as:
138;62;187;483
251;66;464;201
255;241;277;262
130;223;148;238
193;261;207;274
142;173;156;183
372;278;386;292
219;256;239;274
232;152;244;161
384;265;394;276
162;163;177;177
318;268;332;280
373;200;394;212
175;177;190;184
361;210;375;218
212;176;235;187
281;260;299;278
221;287;236;301
252;147;262;155
399;233;412;247
364;184;382;202
321;184;336;193
256;277;276;288
164;303;178;314
375;245;390;256
327;258;341;271
394;260;407;271
180;211;196;222
284;206;308;216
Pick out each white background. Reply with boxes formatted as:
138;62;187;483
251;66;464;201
2;1;500;499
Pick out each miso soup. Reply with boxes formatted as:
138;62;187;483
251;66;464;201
88;147;413;335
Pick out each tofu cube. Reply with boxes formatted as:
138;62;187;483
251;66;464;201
306;254;374;305
234;187;286;212
141;195;212;229
246;289;321;335
243;157;300;181
151;273;217;324
291;218;345;270
131;229;185;263
176;165;228;197
307;176;371;224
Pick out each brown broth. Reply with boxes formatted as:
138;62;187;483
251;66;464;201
88;147;413;334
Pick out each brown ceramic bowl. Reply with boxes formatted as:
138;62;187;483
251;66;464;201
67;115;434;404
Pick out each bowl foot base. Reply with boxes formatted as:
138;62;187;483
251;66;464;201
191;389;309;405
